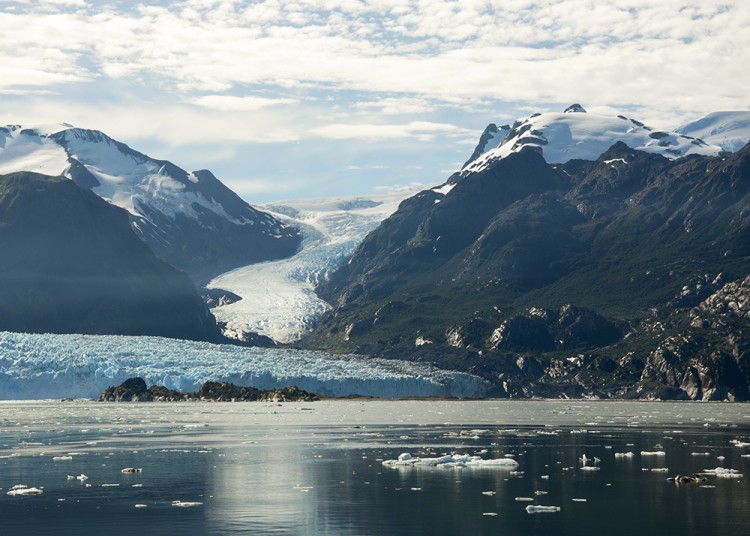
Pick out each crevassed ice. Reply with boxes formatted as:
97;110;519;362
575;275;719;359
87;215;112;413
0;332;493;400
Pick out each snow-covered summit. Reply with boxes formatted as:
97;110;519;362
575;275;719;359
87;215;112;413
0;124;299;281
676;111;750;153
462;106;723;174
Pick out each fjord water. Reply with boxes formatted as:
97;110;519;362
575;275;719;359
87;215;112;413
1;401;749;535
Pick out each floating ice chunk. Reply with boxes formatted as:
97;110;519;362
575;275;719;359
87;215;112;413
101;483;120;487
691;452;710;456
526;505;561;513
482;512;498;516
730;440;750;447
53;456;72;461
66;475;75;480
703;467;743;478
651;468;669;472
7;485;43;496
541;475;550;479
482;491;496;496
135;504;148;508
76;474;88;481
580;466;600;471
515;497;534;501
534;491;548;496
383;453;519;469
121;467;143;474
641;451;666;456
172;501;203;507
572;498;587;502
614;452;634;458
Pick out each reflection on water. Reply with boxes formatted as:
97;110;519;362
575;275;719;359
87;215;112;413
1;400;749;535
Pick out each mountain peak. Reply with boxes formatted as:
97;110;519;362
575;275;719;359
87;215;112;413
461;108;723;175
563;104;587;113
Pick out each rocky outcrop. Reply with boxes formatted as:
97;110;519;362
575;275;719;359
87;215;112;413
99;377;319;402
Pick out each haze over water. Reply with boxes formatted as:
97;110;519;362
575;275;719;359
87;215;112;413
2;400;749;535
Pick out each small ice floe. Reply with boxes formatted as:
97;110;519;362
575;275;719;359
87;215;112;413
515;497;534;502
132;484;144;488
651;468;669;473
580;467;600;472
482;491;496;496
730;440;750;447
572;498;587;502
121;467;143;474
526;505;560;513
541;475;550;479
691;452;710;456
700;485;716;489
534;491;548;496
382;453;519;469
66;475;75;480
172;501;203;508
7;485;43;496
614;452;634;458
411;487;422;491
482;512;498;516
641;451;666;456
135;504;148;508
76;474;88;482
53;456;73;461
703;467;743;478
101;484;120;487
717;456;726;461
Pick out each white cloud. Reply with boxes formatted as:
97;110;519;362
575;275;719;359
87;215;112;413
312;121;472;141
192;95;299;111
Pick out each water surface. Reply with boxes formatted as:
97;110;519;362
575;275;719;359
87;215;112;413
1;400;749;535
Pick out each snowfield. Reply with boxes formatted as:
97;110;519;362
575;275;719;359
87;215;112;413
208;189;421;343
0;331;493;400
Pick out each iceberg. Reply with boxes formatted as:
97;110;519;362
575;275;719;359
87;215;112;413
0;331;493;399
526;505;560;513
383;453;519;469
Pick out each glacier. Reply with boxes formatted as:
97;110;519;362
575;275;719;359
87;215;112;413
0;331;493;400
208;189;421;343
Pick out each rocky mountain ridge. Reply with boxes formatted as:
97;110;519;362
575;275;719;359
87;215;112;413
0;124;300;282
305;109;750;401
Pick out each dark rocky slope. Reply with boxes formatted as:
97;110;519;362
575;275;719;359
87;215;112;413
305;142;750;400
0;172;221;340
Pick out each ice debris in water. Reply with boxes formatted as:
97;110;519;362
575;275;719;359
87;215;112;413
615;452;634;458
121;467;143;473
515;497;534;501
641;451;666;456
52;456;72;461
7;485;43;496
526;505;561;513
730;440;750;447
704;467;743;478
172;501;203;508
383;453;519;468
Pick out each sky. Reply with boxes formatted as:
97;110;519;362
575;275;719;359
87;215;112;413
1;0;749;203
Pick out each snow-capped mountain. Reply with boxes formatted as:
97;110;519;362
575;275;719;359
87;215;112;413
0;124;300;282
462;105;723;174
676;111;750;153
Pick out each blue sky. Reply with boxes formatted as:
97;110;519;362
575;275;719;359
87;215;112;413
1;0;749;202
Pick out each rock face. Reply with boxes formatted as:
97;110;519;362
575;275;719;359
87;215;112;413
0;172;221;340
305;139;750;401
99;377;319;402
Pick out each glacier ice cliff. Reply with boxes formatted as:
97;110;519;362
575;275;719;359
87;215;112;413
0;332;493;400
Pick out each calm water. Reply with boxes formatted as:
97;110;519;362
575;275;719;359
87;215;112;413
1;400;749;535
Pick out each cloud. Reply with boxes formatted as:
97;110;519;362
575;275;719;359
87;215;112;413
312;121;473;141
0;0;746;124
192;95;300;112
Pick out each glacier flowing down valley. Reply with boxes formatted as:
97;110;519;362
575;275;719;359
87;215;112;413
0;331;493;400
208;190;420;343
